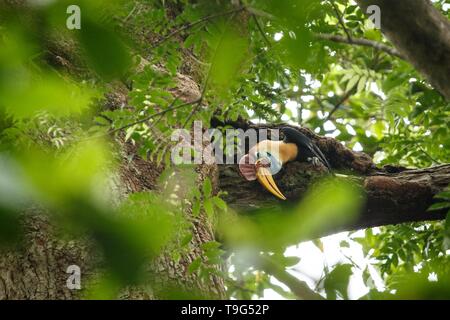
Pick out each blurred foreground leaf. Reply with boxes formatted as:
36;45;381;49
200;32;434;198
78;18;131;80
324;264;352;300
208;24;249;96
0;29;97;119
220;177;363;250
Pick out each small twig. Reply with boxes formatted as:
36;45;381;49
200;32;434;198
314;270;326;291
329;1;353;42
150;7;245;51
252;14;271;47
181;100;203;129
325;86;355;121
181;9;238;129
325;51;384;122
246;6;275;19
80;96;200;142
314;95;327;112
122;3;138;24
110;96;200;135
342;252;362;270
187;51;211;66
419;146;440;164
316;33;405;59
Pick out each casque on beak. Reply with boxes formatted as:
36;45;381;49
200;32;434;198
239;148;287;200
239;128;331;200
255;158;286;200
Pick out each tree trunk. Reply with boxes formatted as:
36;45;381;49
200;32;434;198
0;141;225;300
0;212;96;300
0;69;226;299
356;0;450;100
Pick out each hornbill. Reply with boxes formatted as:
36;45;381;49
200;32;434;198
238;127;331;200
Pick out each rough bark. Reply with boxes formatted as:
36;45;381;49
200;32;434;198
117;142;225;299
218;124;449;238
0;211;97;300
356;0;450;100
0;148;225;300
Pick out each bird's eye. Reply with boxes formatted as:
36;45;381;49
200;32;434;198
256;152;260;158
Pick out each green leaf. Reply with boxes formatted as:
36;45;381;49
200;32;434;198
181;233;193;247
340;240;350;248
209;25;250;95
192;200;201;217
435;191;450;200
203;178;212;198
201;241;222;251
220;178;363;250
203;198;214;217
324;264;352;300
188;257;202;274
346;75;359;92
428;202;450;211
282;256;301;267
357;76;367;93
341;72;355;83
372;120;385;140
212;196;227;211
78;18;131;80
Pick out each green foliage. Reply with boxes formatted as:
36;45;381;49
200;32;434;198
78;18;131;80
220;178;362;250
324;264;352;300
0;0;449;300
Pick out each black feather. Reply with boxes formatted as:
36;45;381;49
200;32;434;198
281;127;332;171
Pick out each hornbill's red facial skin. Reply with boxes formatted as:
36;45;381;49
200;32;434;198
239;127;331;200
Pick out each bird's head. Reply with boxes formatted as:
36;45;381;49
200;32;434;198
238;127;331;200
238;137;298;201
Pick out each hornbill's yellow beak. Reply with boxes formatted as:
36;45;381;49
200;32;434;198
239;129;331;200
255;159;287;200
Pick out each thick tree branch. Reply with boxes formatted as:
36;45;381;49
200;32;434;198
355;0;450;100
315;33;405;59
217;123;449;238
